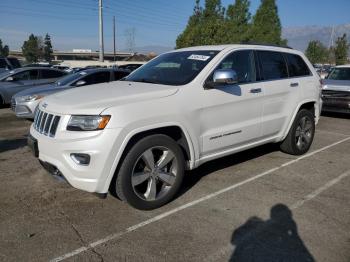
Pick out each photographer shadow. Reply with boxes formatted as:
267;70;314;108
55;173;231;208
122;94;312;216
230;204;314;262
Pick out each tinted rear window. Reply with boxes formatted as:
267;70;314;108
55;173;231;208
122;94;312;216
258;51;288;80
286;54;310;77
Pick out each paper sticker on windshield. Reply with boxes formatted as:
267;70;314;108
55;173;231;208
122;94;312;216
188;54;210;61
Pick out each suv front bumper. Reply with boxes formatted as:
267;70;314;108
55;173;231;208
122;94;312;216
30;124;123;193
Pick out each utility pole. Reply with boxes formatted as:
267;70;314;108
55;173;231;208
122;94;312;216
113;16;116;62
98;0;104;62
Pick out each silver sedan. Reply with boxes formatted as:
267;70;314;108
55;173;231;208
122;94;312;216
12;68;130;118
322;65;350;114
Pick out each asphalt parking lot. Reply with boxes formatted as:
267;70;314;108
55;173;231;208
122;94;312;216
0;108;349;262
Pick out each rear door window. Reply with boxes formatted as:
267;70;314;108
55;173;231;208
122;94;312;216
258;51;288;80
285;54;311;77
13;70;38;81
41;69;66;79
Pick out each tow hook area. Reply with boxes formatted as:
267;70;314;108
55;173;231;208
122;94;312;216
39;160;107;199
94;193;108;199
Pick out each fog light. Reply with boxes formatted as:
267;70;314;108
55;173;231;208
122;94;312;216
70;153;90;165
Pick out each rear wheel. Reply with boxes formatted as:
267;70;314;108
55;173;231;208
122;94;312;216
114;134;185;210
280;109;315;155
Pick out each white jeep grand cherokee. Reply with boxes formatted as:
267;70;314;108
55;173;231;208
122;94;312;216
28;45;321;210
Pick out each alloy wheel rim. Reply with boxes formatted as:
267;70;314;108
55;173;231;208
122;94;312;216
295;116;313;150
131;146;177;201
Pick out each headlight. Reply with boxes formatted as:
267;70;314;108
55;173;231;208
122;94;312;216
67;115;111;131
19;94;44;102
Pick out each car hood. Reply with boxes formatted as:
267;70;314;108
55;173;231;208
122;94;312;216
323;79;350;92
13;84;70;98
40;81;179;115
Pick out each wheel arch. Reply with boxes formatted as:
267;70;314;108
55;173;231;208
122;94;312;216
102;123;195;193
282;100;317;141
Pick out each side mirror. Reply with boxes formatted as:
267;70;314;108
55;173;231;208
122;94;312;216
5;76;14;82
205;69;238;89
75;80;86;87
213;69;238;85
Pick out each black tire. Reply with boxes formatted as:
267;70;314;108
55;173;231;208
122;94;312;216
114;134;185;210
280;109;315;155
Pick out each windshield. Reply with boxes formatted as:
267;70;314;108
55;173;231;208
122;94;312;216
125;50;219;86
55;71;86;86
327;68;350;80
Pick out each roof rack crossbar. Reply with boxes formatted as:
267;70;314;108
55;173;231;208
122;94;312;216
239;42;293;49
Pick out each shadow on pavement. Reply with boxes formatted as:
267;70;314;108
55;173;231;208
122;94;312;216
321;111;350;119
0;138;27;153
230;204;315;262
179;143;279;197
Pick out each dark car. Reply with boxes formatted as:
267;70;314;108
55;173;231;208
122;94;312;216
322;65;350;114
117;63;143;72
0;57;21;73
0;67;67;106
12;68;130;118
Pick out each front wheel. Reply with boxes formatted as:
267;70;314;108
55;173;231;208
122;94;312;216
114;134;185;210
280;109;315;155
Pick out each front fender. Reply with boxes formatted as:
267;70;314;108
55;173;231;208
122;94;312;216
98;122;197;193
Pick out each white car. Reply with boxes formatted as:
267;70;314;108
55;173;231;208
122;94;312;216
28;44;321;210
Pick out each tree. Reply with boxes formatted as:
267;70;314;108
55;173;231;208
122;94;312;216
305;40;329;64
0;39;9;57
43;33;53;62
176;0;225;48
200;0;225;45
334;34;349;65
22;34;41;63
176;0;203;48
249;0;286;45
224;0;251;44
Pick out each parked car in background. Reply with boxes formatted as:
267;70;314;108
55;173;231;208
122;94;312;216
117;63;143;72
12;68;130;118
24;63;52;68
51;65;70;71
322;65;350;114
0;67;67;106
0;57;21;73
65;67;85;74
29;44;321;210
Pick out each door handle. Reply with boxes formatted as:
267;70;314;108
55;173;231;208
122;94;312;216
290;82;299;87
250;88;262;93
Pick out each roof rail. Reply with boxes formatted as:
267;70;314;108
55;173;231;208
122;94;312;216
239;42;293;49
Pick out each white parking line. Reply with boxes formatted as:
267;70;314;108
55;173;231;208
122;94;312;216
205;169;350;262
50;136;350;262
291;169;350;209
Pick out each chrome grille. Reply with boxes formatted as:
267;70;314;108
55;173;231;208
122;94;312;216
34;108;60;137
11;97;16;111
